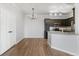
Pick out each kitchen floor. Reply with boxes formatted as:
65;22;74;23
2;38;72;56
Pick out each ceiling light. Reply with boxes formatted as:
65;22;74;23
49;13;53;16
49;4;73;13
58;13;62;16
32;8;36;19
54;13;57;16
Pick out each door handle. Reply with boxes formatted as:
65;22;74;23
8;31;13;33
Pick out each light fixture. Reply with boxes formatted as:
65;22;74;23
49;4;73;16
32;8;35;19
31;8;37;19
54;13;57;16
49;12;63;16
27;8;38;19
58;12;62;16
49;13;53;16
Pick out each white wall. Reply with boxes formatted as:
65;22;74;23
75;3;79;55
0;5;1;53
16;12;24;43
24;14;73;38
24;15;44;38
75;4;79;34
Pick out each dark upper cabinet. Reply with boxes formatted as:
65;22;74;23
44;17;74;39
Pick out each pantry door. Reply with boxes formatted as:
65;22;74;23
7;11;16;47
0;8;16;55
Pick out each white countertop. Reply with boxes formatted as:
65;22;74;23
48;31;76;35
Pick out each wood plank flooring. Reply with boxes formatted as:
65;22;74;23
2;38;72;56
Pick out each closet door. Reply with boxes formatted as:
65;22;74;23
0;8;16;55
7;10;16;47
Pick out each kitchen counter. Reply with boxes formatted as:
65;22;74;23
48;31;78;55
48;31;76;35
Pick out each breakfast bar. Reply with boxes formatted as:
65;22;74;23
48;31;78;55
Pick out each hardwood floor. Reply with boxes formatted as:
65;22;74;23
2;38;72;56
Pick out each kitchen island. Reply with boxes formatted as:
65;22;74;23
48;31;78;55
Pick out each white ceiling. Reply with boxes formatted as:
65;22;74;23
15;3;74;15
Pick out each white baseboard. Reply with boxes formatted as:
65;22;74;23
24;36;44;38
51;46;76;56
16;38;24;44
0;38;24;55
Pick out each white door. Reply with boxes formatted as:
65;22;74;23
0;8;16;55
6;10;16;47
